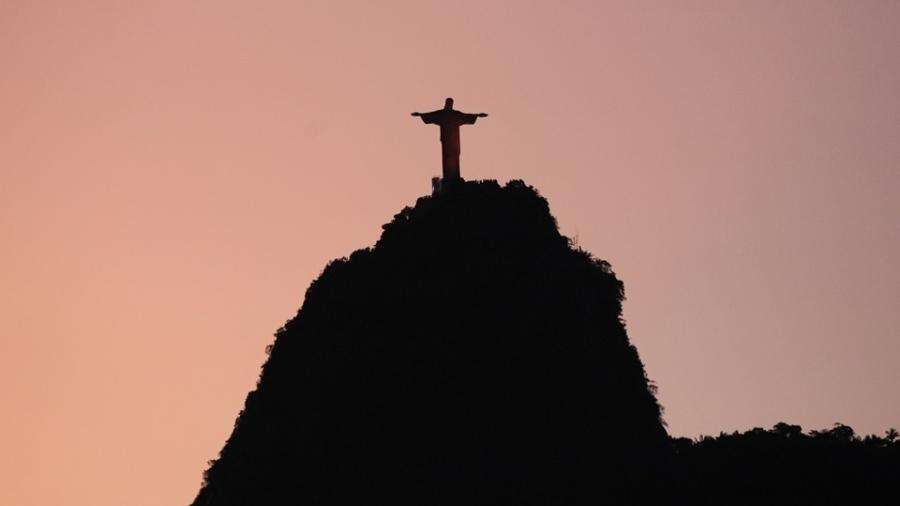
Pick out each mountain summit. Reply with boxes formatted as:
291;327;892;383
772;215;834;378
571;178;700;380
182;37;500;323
192;180;669;505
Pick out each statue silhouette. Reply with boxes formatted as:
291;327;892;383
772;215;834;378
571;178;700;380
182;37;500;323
412;98;487;182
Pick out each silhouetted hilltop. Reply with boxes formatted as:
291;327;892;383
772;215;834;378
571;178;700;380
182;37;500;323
672;423;899;505
192;180;669;505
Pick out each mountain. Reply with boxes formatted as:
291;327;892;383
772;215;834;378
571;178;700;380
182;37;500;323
671;423;900;505
192;180;670;505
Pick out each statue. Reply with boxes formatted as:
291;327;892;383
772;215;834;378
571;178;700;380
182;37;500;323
412;98;488;182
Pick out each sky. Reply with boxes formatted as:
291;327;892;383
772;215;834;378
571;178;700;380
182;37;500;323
1;1;898;504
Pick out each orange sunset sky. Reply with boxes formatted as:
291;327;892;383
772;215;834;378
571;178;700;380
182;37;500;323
2;1;899;505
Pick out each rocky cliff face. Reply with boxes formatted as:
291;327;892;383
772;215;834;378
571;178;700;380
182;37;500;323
192;180;668;506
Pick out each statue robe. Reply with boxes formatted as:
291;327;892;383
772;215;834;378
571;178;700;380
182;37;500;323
418;108;481;181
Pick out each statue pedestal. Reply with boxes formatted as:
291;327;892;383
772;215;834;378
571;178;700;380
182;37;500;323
432;176;464;194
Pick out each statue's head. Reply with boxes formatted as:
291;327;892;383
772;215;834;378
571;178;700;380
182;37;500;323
444;97;454;109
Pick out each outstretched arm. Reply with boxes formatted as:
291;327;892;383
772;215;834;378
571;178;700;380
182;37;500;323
414;110;440;124
461;112;488;125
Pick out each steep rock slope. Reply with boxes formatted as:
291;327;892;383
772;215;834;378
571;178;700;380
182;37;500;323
193;180;668;505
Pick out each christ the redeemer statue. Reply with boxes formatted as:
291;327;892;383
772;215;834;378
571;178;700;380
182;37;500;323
412;98;488;182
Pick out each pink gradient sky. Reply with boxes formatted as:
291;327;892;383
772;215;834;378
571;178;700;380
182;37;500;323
2;1;898;505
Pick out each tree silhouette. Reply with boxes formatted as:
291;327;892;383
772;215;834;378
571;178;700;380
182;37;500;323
673;422;899;505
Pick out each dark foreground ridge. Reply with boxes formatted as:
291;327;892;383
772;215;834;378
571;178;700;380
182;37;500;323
192;180;899;505
193;180;668;505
